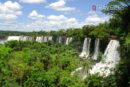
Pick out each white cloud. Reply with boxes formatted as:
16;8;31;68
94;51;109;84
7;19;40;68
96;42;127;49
0;14;81;31
0;10;110;31
46;0;76;12
85;11;109;25
0;1;22;22
28;10;45;20
20;0;46;3
24;14;81;31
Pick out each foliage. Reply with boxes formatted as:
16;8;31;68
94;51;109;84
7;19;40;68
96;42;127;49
0;41;82;87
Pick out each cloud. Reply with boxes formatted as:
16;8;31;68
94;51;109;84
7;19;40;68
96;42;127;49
46;0;76;12
85;11;109;25
0;1;22;22
0;14;81;31
0;10;109;31
24;14;81;31
28;10;45;20
20;0;46;3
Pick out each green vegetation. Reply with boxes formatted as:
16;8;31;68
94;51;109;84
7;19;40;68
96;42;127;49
0;41;86;87
0;0;130;87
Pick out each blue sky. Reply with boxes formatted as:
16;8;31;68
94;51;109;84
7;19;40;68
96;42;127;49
0;0;110;31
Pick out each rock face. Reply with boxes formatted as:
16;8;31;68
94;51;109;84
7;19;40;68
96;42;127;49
0;36;7;44
79;38;91;59
90;40;120;77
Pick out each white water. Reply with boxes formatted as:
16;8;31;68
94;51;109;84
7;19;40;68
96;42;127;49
90;40;120;77
19;36;33;41
66;37;73;45
58;37;62;43
36;36;43;42
43;36;48;42
71;67;83;75
79;38;91;59
92;39;100;60
7;36;20;41
48;36;53;41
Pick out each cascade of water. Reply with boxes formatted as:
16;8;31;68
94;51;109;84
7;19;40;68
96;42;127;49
36;36;43;42
90;40;120;77
58;37;62;43
69;37;73;43
93;39;100;60
48;36;53;41
79;38;91;58
20;36;28;41
43;36;48;42
19;36;33;41
28;36;33;41
66;37;73;45
7;36;20;41
66;38;69;45
71;67;83;75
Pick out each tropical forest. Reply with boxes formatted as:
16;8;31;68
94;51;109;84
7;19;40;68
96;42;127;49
0;0;130;87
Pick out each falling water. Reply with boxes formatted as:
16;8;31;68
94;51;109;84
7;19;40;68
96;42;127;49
58;37;62;43
43;36;48;42
27;36;33;41
79;38;91;59
66;37;73;45
36;36;43;42
19;36;33;41
90;40;120;77
92;39;100;60
7;36;20;41
66;38;69;45
20;36;27;41
48;36;53;41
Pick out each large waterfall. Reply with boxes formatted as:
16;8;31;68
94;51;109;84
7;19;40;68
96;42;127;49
48;36;53;41
19;36;33;41
7;36;20;41
58;37;62;43
36;36;53;42
36;36;43;42
66;37;73;45
90;40;120;77
43;36;48;42
92;39;100;60
79;38;91;59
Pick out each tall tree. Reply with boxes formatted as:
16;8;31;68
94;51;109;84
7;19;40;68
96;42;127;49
103;0;130;35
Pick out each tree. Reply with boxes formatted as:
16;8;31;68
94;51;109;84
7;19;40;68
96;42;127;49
103;0;130;35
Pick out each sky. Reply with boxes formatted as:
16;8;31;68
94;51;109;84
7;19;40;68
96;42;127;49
0;0;110;32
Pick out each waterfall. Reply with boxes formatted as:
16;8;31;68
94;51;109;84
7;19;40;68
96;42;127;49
7;36;20;41
48;36;53;41
36;36;43;42
66;37;73;45
20;36;27;41
92;39;100;60
43;36;48;42
58;37;62;43
19;36;33;41
71;67;83;75
66;38;69;45
79;38;91;59
26;36;32;41
90;40;120;77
